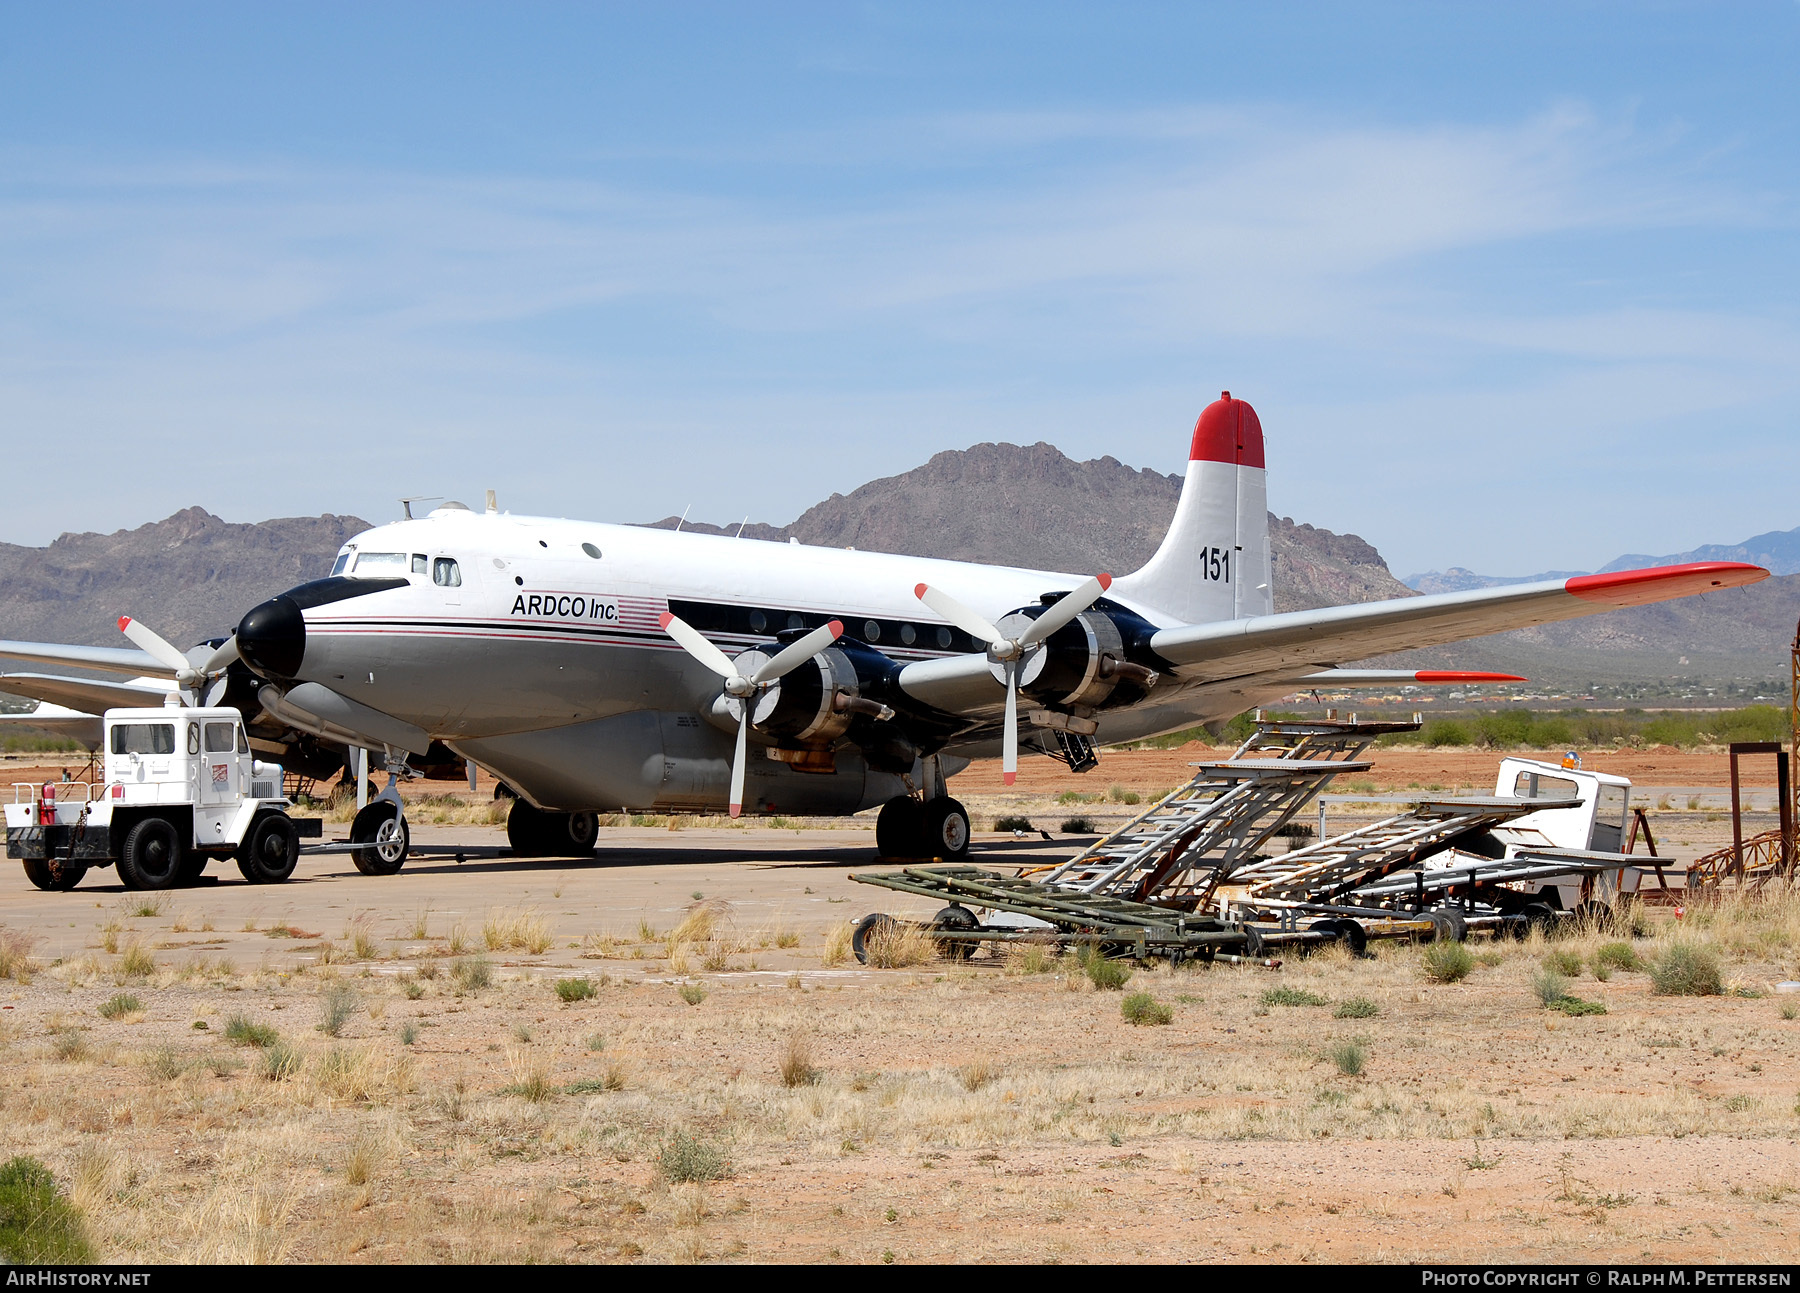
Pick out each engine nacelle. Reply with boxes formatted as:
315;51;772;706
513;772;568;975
709;643;894;746
991;604;1158;712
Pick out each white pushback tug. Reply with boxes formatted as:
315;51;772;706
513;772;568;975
5;698;321;891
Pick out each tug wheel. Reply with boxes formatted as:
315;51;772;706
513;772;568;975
237;811;299;884
22;857;87;892
118;816;183;891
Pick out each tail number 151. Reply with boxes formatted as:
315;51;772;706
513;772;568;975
1199;546;1232;583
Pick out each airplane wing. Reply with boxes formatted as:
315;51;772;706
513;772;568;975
0;672;176;714
0;700;104;748
0;640;168;679
1145;563;1767;680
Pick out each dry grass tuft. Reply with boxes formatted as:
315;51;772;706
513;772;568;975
820;921;853;967
959;1056;998;1091
0;928;38;982
504;1045;554;1102
779;1034;819;1087
483;907;553;955
862;919;935;969
1421;941;1474;984
1650;940;1723;996
117;940;156;979
314;1044;408;1103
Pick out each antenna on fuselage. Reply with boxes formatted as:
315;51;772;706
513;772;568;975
674;504;690;534
485;489;499;515
735;515;749;538
399;496;441;520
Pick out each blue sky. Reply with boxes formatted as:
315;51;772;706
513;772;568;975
2;3;1796;579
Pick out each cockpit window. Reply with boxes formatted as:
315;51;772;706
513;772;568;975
433;558;462;587
330;553;351;576
412;554;428;575
352;552;408;575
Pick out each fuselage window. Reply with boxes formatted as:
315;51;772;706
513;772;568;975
748;610;768;633
863;620;881;642
935;626;953;648
899;624;918;646
582;543;602;559
203;722;237;753
433;558;463;588
110;723;175;755
412;554;428;575
353;552;408;576
786;613;805;631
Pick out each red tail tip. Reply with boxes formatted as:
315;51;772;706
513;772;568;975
1189;392;1266;468
117;616;132;632
658;611;674;629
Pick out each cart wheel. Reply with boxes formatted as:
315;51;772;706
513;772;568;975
929;904;978;960
350;802;409;876
851;913;897;965
236;811;299;884
1239;925;1265;958
1310;918;1368;958
1523;902;1561;937
1426;911;1468;943
1573;900;1614;932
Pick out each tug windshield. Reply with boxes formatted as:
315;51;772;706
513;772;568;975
110;723;175;755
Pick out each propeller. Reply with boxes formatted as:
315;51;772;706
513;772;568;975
117;616;239;704
658;612;844;817
912;573;1112;785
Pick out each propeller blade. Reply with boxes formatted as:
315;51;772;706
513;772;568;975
728;708;749;818
1001;660;1019;786
659;611;742;680
749;620;843;685
914;584;1003;647
117;616;193;675
1019;573;1113;648
202;636;240;675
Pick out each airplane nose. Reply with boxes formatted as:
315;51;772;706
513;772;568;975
236;595;306;680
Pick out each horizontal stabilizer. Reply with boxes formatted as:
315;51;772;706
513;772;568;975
1301;669;1527;686
0;671;176;714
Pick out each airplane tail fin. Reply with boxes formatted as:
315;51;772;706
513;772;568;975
1111;392;1273;625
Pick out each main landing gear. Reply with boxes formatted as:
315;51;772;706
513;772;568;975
506;800;599;859
875;795;971;861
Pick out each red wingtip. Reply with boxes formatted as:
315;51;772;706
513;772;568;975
1413;671;1528;684
1565;562;1768;609
913;583;930;600
658;611;675;629
1096;573;1113;591
1002;772;1016;786
117;616;132;632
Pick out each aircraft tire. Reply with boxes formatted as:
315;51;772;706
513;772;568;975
929;904;979;960
118;816;183;891
921;798;971;860
237;811;300;884
22;857;87;892
874;797;924;859
350;802;409;875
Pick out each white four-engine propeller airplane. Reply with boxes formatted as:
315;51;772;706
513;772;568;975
0;393;1768;865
